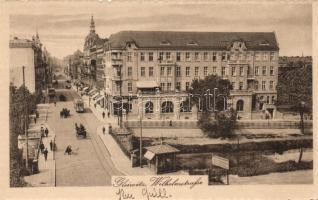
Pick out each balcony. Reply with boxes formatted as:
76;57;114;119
158;60;175;65
247;75;256;80
227;60;249;65
230;89;253;95
112;59;122;66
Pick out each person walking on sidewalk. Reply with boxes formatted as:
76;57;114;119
45;128;49;137
94;103;96;108
43;148;48;161
102;111;105;119
54;100;57;106
34;116;37;124
102;126;106;135
40;126;45;137
40;142;45;154
50;140;53;151
107;112;110;118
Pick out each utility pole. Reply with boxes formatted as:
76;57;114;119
22;66;29;171
139;96;143;168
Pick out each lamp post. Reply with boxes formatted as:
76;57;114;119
138;93;143;168
298;101;306;163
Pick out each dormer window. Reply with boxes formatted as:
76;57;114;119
160;41;171;45
259;40;270;46
187;41;198;46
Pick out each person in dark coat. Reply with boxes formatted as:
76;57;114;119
40;127;45;137
34;116;37;124
102;126;106;135
50;140;53;151
45;128;49;137
102;111;105;119
43;148;48;161
107;112;110;118
40;142;45;154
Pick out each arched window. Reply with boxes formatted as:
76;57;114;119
161;101;174;113
237;100;244;111
145;101;154;113
180;101;191;112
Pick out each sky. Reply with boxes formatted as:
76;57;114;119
9;1;312;59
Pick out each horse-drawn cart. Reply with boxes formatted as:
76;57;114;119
75;123;87;138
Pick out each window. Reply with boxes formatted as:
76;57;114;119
194;67;199;76
140;52;145;61
167;82;172;91
166;52;171;60
270;66;274;75
127;52;132;61
185;52;190;61
221;67;225;76
149;52;153;61
212;66;217;74
240;66;244;76
269;81;274;90
128;82;132;92
212;52;217;61
239;82;243;90
270;52;275;61
160;67;164;76
180;101;191;112
227;53;230;61
271;96;275;104
116;83;120;91
262;81;266;90
145;101;154;113
161;101;174;113
167;67;172;76
186;67;190;76
176;66;181;77
263;52;269;61
231;66;236;76
149;67;154;77
232;82;235;90
266;96;270;104
141;67;145;76
176;82;181;90
186;82;190;91
160;83;165;91
159;52;164;61
176;52;181;61
127;67;132;76
262;66;266;75
255;52;261;61
255;81;259;90
203;52;208;60
222;52;226;61
204;67;208;76
255;66;259;75
237;100;244;111
194;52;199;61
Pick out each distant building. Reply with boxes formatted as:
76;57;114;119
9;34;48;94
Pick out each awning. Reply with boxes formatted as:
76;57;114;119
136;81;159;88
144;151;156;160
95;96;104;102
92;93;100;99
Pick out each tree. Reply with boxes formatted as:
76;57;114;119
189;75;235;138
188;74;232;112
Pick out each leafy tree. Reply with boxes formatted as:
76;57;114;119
188;75;232;112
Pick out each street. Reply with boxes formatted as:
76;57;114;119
47;75;123;186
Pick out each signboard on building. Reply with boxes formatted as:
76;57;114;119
211;155;229;170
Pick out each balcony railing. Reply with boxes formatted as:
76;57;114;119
158;60;175;65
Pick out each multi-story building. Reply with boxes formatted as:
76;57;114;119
9;34;49;94
103;31;279;120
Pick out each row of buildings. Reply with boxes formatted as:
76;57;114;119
66;16;280;121
10;33;53;95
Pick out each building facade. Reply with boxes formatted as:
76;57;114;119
9;34;49;94
103;31;279;120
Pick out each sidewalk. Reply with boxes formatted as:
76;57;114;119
73;87;153;175
24;104;56;187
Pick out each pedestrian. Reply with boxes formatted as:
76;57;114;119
50;140;53;151
102;126;106;135
40;142;45;154
169;120;172;127
35;110;39;118
54;100;57;106
40;127;45;137
45;128;49;137
107;112;110;118
94;103;96;108
43;148;48;161
102;111;105;119
34;116;37;124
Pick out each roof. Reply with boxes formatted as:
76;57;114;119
136;81;159;88
107;30;279;51
145;144;180;155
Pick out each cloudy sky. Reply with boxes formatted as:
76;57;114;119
9;1;312;59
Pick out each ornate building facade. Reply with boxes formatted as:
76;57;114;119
103;31;279;120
